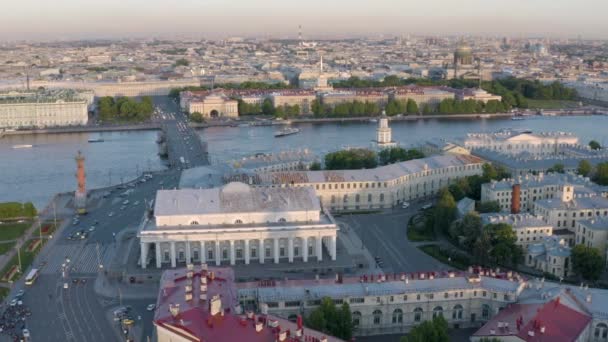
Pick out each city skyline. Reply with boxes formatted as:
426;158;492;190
1;0;608;41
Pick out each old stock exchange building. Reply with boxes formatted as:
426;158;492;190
138;182;338;269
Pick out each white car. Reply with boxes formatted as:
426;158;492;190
63;283;69;289
401;202;410;209
108;212;114;217
22;329;30;338
146;304;156;311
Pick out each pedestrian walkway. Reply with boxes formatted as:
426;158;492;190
41;244;82;274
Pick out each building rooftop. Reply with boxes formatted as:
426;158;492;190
154;182;321;218
262;154;484;185
481;213;550;229
154;266;344;342
237;270;526;303
534;194;608;211
577;217;608;231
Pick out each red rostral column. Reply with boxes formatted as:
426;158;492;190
511;184;521;214
75;151;87;213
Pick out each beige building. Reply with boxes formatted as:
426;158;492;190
390;86;455;108
526;236;572;278
321;90;388;107
0;90;90;128
576;217;608;261
187;93;238;118
260;154;485;212
270;90;317;115
463;130;579;156
482;213;553;248
534;187;608;232
456;88;502;103
138;183;339;269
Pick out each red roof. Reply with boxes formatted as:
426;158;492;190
474;298;591;342
154;266;343;342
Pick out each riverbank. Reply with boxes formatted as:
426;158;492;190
0;123;161;138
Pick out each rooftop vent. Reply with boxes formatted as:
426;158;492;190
209;295;222;316
169;303;180;318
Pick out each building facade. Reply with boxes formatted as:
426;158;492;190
238;269;526;336
526;236;572;278
576;217;608;262
186;93;238;118
138;183;339;269
481;213;553;248
0;90;89;128
463;130;579;156
260;154;485;212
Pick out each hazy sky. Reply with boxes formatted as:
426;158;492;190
1;0;607;40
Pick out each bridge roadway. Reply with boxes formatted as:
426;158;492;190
154;97;209;169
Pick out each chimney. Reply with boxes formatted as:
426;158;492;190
209;295;222;316
169;303;180;318
511;184;521;214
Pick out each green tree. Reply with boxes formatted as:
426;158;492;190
385;99;404;116
406;99;419;114
433;188;458;234
378;147;424;165
324;149;378;170
309;162;322;170
477;201;501;213
485;223;523;266
261;98;275;115
449;212;483;248
190;112;204;123
174;58;189;67
548;163;565;174
305;298;353;340
571;245;604;281
401;316;449;342
422;103;432;115
594;162;608;185
589;140;602;150
578;160;592;177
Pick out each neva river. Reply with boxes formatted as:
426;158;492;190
200;115;608;163
1;115;607;209
0;131;165;209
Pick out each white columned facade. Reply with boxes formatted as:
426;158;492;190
140;242;148;269
155;242;161;268
170;242;177;268
274;238;280;264
260;240;265;264
288;237;294;263
185;242;191;264
215;240;221;266
244;240;250;265
229;240;236;266
200;241;206;263
316;236;323;262
330;235;337;261
303;238;309;262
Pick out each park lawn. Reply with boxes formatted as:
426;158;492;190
0;222;31;241
418;244;471;270
0;238;45;283
0;242;16;255
526;99;579;109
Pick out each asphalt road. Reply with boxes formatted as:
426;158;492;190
0;99;194;342
337;203;451;274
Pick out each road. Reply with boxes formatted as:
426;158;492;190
0;98;193;342
337;203;450;274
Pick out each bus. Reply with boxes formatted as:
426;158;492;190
25;268;39;285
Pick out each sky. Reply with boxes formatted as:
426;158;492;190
1;0;607;41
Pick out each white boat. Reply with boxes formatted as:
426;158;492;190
87;138;105;143
274;127;300;138
369;118;378;123
511;117;525;121
12;144;33;149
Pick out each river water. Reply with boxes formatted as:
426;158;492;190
0;131;165;209
1;115;607;210
201;115;608;162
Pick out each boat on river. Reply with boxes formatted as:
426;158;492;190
274;127;300;138
87;138;105;143
12;144;33;149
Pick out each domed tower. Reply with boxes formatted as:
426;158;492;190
453;42;473;79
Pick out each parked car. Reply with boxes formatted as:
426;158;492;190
146;304;156;311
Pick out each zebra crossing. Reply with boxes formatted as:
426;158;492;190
41;243;114;275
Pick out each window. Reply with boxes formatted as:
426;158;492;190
594;323;608;339
284;301;301;307
235;219;243;224
278;218;286;223
352;312;362;327
373;310;382;325
207;249;213;260
392;309;403;324
349;297;364;304
251;248;257;258
190;221;199;225
414;308;423;322
453;305;464;320
482;304;491;319
433;306;443;318
368;194;372;202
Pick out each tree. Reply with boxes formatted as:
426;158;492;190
477;201;501;213
174;58;189;67
485;223;523;266
309;162;322;170
325;149;378;170
433;188;458;234
190;112;204;123
385;99;404;116
594;162;608;185
406;99;419;114
449;212;482;247
547;163;565;174
589;140;602;150
261;98;275;115
378;147;424;165
305;298;353;340
578;160;592;177
401;316;449;342
571;245;604;281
